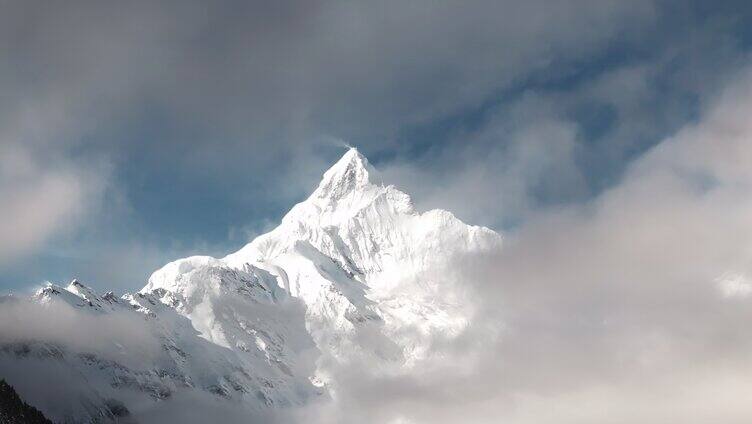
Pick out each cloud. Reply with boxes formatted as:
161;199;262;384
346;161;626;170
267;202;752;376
716;273;752;299
2;2;752;422
0;297;162;366
0;143;106;265
378;9;752;231
381;95;589;227
4;0;750;290
292;64;752;424
0;0;659;184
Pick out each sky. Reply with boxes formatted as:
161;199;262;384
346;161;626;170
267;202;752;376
1;0;752;295
4;1;752;423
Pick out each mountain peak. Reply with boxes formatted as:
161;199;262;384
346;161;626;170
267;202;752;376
312;147;379;200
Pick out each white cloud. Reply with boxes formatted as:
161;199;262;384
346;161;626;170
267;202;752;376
296;64;752;424
0;297;161;365
380;94;589;228
0;143;106;264
716;273;752;299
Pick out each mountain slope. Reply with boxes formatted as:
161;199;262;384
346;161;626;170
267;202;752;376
149;148;500;381
0;148;500;423
0;379;52;424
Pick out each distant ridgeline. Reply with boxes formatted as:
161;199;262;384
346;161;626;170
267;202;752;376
0;380;52;424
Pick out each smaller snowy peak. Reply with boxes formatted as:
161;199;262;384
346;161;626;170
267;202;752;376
33;280;113;311
142;256;225;294
66;279;98;299
312;148;378;201
143;255;289;312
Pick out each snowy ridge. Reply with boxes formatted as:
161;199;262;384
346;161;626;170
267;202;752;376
1;274;318;422
0;148;500;423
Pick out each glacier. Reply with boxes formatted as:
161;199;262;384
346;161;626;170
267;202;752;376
0;148;501;423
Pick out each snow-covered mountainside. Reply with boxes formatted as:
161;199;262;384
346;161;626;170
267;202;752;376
0;149;500;423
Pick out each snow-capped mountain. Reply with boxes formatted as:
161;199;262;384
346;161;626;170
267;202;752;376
0;149;500;423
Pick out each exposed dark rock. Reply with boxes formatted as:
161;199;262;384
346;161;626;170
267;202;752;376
0;379;52;424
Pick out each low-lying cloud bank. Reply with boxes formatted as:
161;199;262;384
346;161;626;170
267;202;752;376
290;67;752;423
